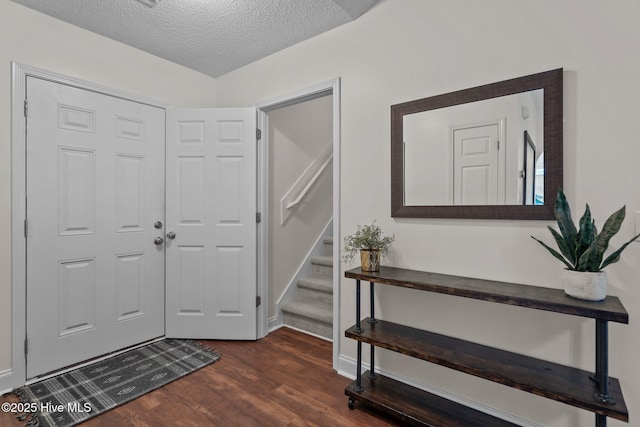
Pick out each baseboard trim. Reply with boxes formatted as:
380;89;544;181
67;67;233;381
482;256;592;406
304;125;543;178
0;369;14;395
268;316;281;333
337;355;541;427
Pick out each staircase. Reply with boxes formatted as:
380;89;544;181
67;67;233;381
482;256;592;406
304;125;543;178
282;237;333;340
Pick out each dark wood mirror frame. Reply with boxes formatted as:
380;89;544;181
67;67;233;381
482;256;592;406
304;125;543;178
391;68;563;220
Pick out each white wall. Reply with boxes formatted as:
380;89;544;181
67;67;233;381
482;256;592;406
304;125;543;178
215;1;640;425
267;95;333;318
0;1;216;384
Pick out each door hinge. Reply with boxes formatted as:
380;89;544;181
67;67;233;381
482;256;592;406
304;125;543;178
256;212;262;223
24;218;28;238
256;296;262;307
497;140;500;150
256;128;262;140
24;100;28;117
24;337;28;357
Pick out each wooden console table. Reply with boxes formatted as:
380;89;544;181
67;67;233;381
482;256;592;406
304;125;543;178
344;266;629;427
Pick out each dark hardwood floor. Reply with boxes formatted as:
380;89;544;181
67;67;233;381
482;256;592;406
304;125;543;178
2;327;402;426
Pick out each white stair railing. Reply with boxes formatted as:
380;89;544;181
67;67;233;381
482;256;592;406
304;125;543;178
280;143;332;224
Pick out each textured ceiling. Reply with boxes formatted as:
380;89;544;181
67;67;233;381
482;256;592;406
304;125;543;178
11;0;378;77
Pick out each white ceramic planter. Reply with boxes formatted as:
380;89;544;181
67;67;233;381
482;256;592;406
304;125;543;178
562;270;608;301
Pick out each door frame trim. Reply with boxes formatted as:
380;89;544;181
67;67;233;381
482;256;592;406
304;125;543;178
255;78;341;370
9;62;169;388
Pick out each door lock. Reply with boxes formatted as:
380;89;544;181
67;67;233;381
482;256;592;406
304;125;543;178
154;237;164;245
154;221;163;229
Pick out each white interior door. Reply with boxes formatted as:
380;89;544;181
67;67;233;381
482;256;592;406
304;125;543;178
453;123;500;205
26;77;165;379
165;108;257;340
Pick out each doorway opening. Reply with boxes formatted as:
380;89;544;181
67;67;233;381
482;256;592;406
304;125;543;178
256;79;341;369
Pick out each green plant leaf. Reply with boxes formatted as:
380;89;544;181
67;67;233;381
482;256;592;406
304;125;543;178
548;226;575;267
576;242;599;271
575;204;594;262
599;231;640;270
531;236;574;269
588;206;627;270
554;189;577;261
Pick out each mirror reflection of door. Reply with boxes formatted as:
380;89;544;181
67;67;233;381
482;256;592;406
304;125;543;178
452;122;503;205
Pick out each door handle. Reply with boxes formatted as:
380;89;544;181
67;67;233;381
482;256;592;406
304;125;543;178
166;231;176;240
154;237;164;245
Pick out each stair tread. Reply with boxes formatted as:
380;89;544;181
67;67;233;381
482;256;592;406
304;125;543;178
297;276;333;293
282;300;333;324
311;255;333;267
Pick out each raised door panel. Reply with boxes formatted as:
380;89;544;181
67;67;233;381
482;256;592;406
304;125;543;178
216;157;243;223
115;253;145;321
115;116;145;141
115;154;144;233
214;246;243;315
460;165;491;205
57;258;96;336
177;246;206;316
58;104;96;133
58;148;96;236
178;157;206;225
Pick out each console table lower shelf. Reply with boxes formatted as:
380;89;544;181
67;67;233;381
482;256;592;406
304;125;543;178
345;371;519;427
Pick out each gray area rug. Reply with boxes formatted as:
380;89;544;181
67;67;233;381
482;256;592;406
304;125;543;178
15;339;220;427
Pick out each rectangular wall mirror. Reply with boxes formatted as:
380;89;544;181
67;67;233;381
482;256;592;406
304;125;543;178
391;69;563;219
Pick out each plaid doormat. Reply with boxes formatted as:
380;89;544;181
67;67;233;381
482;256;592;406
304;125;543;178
15;339;220;427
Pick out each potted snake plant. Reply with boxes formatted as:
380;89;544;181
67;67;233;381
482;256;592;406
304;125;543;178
342;221;395;272
531;189;640;301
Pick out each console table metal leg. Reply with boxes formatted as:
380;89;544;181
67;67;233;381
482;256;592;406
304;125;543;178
594;319;615;405
368;281;377;379
355;341;364;392
355;280;362;333
354;279;364;392
369;342;377;380
593;319;614;427
369;281;377;323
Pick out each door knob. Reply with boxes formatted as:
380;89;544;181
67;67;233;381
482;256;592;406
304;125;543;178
154;237;164;245
154;221;163;229
166;231;176;240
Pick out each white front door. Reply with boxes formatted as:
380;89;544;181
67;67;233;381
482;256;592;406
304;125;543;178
165;108;257;340
26;77;165;378
452;123;501;205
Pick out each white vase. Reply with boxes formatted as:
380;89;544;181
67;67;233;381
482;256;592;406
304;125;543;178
562;270;608;301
